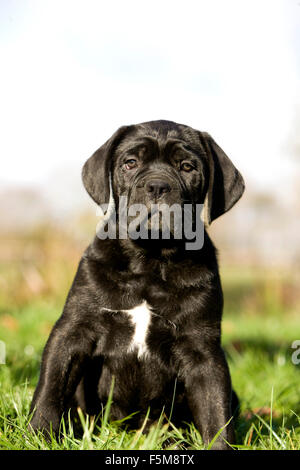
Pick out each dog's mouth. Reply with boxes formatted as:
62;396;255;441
97;191;204;250
125;202;184;240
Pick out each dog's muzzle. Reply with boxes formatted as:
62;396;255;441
130;168;185;207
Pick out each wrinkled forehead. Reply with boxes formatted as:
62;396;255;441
115;120;206;157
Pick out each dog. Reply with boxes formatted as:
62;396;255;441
29;120;245;449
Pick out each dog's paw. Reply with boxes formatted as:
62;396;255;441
28;410;60;442
209;439;234;450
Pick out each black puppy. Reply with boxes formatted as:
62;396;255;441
29;120;244;449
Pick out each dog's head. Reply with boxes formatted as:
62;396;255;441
82;120;245;232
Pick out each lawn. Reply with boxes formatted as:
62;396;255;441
0;227;300;450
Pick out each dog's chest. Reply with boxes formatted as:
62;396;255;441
101;301;153;358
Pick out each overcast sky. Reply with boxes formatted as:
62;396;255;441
0;0;299;198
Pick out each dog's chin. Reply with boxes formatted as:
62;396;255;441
126;225;184;254
129;234;183;254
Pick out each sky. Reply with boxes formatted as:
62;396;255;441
0;0;300;201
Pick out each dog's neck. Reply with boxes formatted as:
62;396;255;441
118;237;182;273
88;230;216;279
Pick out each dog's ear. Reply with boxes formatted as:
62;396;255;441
82;126;131;205
201;132;245;224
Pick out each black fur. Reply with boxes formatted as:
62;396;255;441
29;120;245;449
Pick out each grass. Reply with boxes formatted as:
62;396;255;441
0;226;300;450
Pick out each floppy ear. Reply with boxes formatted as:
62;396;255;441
82;126;130;205
201;132;245;224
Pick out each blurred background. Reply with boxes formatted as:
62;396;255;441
1;0;300;300
0;0;300;432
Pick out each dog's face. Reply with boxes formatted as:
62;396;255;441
82;120;245;229
112;121;208;214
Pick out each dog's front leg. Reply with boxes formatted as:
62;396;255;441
178;343;235;450
29;318;94;438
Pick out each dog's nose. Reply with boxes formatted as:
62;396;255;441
145;180;171;199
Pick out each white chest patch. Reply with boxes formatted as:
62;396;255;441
125;301;152;358
102;301;152;358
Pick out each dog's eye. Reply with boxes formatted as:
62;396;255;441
180;162;194;172
124;159;138;170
